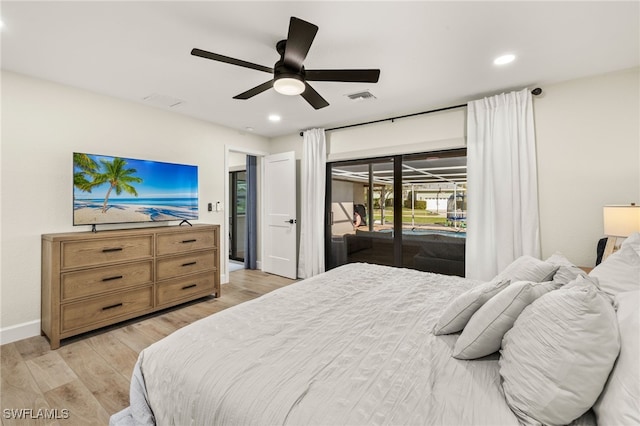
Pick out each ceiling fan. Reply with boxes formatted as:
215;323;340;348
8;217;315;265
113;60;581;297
191;17;380;110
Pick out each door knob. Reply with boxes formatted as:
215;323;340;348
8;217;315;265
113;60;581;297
284;219;297;224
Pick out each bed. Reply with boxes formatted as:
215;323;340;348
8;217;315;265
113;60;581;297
111;234;640;426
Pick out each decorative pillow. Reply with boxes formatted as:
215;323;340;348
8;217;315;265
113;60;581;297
545;252;587;285
433;279;510;335
452;280;559;359
499;280;620;425
593;290;640;426
496;255;558;283
621;231;640;257
589;244;640;296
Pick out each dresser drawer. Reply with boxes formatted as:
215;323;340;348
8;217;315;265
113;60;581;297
61;286;153;334
157;272;216;306
61;235;153;269
157;229;216;256
61;261;153;302
156;250;216;280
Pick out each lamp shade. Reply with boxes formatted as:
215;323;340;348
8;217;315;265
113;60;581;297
603;204;640;237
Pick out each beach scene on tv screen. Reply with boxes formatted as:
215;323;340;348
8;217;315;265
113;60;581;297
73;153;198;225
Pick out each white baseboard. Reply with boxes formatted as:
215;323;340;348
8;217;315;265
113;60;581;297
0;319;41;345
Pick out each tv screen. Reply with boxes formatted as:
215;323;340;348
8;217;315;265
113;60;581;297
73;152;198;226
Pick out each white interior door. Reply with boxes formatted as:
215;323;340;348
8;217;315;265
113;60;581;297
263;151;297;279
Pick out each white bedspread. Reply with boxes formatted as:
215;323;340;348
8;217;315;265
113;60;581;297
136;263;520;425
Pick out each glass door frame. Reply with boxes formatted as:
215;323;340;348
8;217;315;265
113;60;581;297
229;170;246;262
325;148;467;271
325;155;404;267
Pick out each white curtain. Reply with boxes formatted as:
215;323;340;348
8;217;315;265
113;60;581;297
298;128;326;279
466;88;540;280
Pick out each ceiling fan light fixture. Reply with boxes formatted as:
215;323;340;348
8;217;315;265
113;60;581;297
273;76;305;96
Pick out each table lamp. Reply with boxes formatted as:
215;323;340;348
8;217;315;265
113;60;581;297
603;203;640;260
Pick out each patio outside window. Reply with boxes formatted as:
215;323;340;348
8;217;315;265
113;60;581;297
326;149;467;276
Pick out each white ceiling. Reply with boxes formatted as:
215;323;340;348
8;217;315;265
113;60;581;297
2;1;638;138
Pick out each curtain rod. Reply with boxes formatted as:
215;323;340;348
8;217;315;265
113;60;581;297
299;87;542;136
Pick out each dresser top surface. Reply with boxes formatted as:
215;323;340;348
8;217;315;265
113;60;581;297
42;223;218;241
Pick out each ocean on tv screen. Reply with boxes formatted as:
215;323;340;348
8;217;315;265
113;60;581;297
73;153;198;225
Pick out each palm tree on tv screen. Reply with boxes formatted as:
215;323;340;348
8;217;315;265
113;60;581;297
92;158;144;213
73;153;99;192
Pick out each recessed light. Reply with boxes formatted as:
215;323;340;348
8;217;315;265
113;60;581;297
494;54;516;65
268;114;281;122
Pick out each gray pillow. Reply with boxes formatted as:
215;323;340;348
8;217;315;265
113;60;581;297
433;278;510;335
499;277;620;425
496;255;558;283
545;252;587;285
589;244;640;296
453;280;559;359
593;290;640;425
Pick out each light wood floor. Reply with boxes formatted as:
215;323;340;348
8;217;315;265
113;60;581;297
0;269;296;425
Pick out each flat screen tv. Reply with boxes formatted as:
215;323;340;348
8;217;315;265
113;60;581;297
73;152;198;227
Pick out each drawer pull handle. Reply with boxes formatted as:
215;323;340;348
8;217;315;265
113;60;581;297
102;247;123;253
182;261;197;267
182;239;197;243
102;303;123;311
182;284;197;290
102;275;123;282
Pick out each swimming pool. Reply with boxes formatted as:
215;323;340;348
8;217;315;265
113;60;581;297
377;228;466;238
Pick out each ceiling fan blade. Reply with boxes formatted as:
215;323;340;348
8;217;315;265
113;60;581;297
191;48;273;74
306;69;381;83
233;80;274;100
301;83;329;110
283;17;318;71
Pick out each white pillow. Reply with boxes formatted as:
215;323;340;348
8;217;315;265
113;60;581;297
496;255;558;283
433;279;510;335
545;252;587;285
453;280;559;359
499;279;620;425
594;290;640;426
621;231;640;256
589;244;640;296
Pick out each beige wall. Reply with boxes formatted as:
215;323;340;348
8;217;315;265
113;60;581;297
269;107;466;161
327;108;466;161
0;71;270;341
535;67;640;266
270;67;640;268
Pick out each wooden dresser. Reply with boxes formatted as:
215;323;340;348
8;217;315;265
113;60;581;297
41;224;219;349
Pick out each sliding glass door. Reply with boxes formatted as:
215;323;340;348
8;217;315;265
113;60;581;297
327;158;396;269
326;149;467;276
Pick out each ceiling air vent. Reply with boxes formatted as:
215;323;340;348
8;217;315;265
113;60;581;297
142;94;184;108
346;90;376;102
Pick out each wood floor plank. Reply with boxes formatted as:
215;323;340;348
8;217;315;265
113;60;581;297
158;309;193;330
108;324;157;355
140;312;180;336
0;344;57;426
43;380;110;425
13;336;52;361
129;320;173;343
57;341;130;415
85;333;139;382
25;352;78;393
